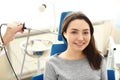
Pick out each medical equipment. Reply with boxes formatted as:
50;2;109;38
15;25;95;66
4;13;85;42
19;24;53;80
0;23;19;80
0;23;52;80
107;36;120;80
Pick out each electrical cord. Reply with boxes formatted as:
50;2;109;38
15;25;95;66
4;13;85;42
0;23;19;80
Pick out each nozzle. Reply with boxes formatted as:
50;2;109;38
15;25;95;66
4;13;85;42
22;23;31;31
22;23;26;31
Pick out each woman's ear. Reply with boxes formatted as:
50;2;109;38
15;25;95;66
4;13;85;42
63;32;67;39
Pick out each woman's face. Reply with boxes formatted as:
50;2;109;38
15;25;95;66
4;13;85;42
63;19;91;52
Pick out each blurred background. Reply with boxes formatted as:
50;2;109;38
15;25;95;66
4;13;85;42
0;0;120;80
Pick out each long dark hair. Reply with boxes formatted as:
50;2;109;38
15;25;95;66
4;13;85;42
61;11;102;70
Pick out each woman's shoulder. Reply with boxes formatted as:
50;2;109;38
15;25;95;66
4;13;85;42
46;53;60;63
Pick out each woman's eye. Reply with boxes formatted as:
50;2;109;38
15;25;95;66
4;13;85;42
83;32;89;34
71;31;77;34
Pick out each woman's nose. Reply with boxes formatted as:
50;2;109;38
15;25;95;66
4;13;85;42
77;34;84;40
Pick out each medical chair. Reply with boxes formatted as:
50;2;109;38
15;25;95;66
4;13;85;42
50;11;71;56
107;69;115;80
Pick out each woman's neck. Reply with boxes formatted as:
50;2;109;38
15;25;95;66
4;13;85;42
59;50;85;60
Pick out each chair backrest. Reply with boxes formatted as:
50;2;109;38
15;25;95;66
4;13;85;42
32;73;43;80
58;11;71;41
50;11;71;56
107;69;115;80
50;43;67;56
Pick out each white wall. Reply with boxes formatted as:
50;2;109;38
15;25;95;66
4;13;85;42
0;0;55;30
0;0;118;30
54;0;117;27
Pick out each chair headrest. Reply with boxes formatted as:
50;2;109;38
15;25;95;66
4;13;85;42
58;11;72;41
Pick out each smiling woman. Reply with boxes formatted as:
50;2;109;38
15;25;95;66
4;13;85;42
44;11;108;80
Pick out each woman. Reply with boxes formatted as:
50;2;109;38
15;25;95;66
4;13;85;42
44;11;107;80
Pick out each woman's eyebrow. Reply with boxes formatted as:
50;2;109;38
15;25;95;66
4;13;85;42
71;28;89;31
83;29;90;31
71;28;78;31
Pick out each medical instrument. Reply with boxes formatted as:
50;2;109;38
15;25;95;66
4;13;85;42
0;23;32;80
19;27;52;80
0;23;19;80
